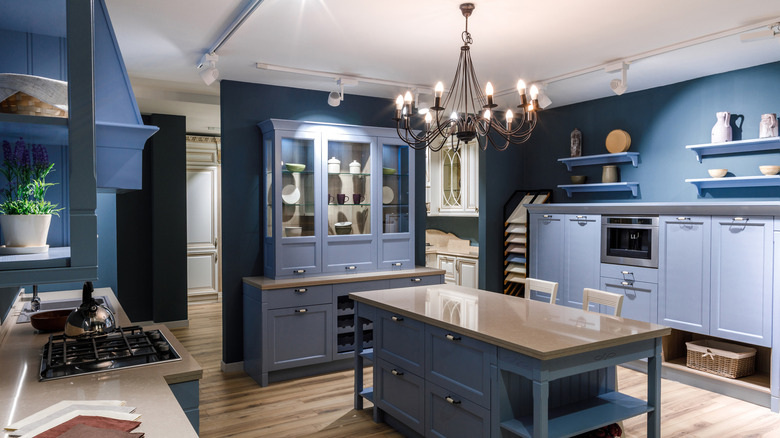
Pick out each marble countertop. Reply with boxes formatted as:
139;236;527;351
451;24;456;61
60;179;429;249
350;284;670;360
525;201;780;215
425;246;479;257
0;288;202;437
243;266;445;290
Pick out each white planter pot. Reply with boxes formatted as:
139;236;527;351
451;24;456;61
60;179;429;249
0;214;52;247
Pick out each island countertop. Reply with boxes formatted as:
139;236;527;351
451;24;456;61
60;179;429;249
0;288;202;437
350;284;670;360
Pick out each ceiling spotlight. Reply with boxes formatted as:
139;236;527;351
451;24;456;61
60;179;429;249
327;90;342;107
198;53;219;86
606;61;629;96
531;83;552;109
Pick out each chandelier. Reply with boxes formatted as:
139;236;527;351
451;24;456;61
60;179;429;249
394;3;540;152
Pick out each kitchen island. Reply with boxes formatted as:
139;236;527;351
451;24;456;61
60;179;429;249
351;284;671;438
0;288;202;437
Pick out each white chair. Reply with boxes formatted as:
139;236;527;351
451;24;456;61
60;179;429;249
582;288;624;317
524;278;558;304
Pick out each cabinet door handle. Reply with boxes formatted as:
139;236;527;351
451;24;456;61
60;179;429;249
391;369;404;376
543;214;552;218
733;217;747;222
294;288;307;293
445;334;461;341
445;396;461;405
345;265;357;270
293;269;306;274
621;281;633;286
576;215;586;219
391;316;404;322
295;308;307;313
411;278;422;282
392;262;403;267
676;217;690;221
621;271;633;276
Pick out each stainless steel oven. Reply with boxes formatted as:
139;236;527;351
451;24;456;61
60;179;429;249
601;215;659;268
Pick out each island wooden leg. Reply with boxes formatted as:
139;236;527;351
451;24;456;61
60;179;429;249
354;313;364;410
532;379;549;438
647;337;662;438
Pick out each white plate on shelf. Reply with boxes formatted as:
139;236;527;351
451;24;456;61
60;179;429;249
0;245;49;255
281;184;300;204
382;186;394;204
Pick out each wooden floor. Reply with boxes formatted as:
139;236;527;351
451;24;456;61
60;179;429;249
172;302;780;437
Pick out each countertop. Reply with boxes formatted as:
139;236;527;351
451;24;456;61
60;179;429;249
243;266;445;290
525;201;780;215
0;288;202;437
424;246;479;258
350;284;670;360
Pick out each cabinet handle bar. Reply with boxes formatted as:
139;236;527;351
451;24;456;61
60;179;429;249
445;396;461;405
295;308;307;313
445;334;461;341
391;369;404;376
391;316;404;322
294;288;307;293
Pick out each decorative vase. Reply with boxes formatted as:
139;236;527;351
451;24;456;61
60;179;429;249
759;113;778;138
0;214;52;249
570;128;582;157
711;111;732;143
602;165;619;183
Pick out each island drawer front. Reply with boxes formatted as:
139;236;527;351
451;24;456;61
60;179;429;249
375;357;425;435
389;275;442;288
601;263;658;284
425;325;496;408
426;381;490;438
265;284;333;309
375;309;425;375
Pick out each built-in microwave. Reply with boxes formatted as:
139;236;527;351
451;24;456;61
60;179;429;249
601;215;659;268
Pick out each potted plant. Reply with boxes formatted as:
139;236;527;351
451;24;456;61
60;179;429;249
0;137;62;252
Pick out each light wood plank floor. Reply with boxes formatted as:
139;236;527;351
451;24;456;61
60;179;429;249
172;302;780;437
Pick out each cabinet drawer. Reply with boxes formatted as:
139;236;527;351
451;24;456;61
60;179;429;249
265;284;332;309
426;381;490;438
375;357;425;435
389;275;442;289
425;326;495;408
600;278;657;323
600;263;658;284
375;310;425;375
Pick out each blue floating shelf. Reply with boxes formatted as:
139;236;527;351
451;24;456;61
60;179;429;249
558;152;640;171
558;182;639;197
685;137;780;162
685;175;780;196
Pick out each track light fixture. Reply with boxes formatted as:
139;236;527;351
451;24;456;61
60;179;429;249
326;78;358;107
198;53;219;86
532;83;552;109
606;61;629;96
740;22;780;43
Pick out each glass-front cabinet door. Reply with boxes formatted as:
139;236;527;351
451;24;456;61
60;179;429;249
322;133;377;273
378;138;415;269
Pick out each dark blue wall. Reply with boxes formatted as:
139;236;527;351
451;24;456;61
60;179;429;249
220;80;426;364
426;216;479;245
479;61;780;292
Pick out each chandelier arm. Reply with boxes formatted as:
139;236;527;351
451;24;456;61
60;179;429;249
395;121;435;150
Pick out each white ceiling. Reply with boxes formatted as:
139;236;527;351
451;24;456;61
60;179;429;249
104;0;780;135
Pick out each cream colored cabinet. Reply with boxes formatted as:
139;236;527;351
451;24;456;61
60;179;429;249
437;254;478;288
428;138;478;216
437;255;457;283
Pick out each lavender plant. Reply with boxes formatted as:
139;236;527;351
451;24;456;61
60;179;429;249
0;138;62;216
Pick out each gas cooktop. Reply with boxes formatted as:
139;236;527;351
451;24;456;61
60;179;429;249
39;326;181;381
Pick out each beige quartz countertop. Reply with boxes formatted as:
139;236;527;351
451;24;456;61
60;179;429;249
425;246;479;257
243;266;445;290
524;201;780;215
350;284;670;360
0;288;202;437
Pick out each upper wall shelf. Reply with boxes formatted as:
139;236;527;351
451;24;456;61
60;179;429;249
685;137;780;162
685;175;780;196
557;152;639;171
558;182;639;197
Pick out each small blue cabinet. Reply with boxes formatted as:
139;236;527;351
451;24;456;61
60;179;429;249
658;215;711;334
563;214;601;308
528;213;564;303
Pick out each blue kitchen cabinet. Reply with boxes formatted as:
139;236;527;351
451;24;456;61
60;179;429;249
267;304;333;370
258;120;414;279
375;357;426;435
426;381;491;438
600;264;657;322
711;215;773;347
658;215;711;334
563;214;601;308
528;213;564;303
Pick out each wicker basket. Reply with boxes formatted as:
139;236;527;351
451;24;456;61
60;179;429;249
0;91;67;117
685;340;756;379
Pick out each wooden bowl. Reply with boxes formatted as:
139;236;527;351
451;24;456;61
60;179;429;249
708;168;728;178
570;175;586;184
30;309;71;332
759;165;780;176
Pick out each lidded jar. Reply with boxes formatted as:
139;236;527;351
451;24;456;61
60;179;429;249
327;156;341;173
349;160;361;174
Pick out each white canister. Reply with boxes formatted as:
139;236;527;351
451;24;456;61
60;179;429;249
349;160;361;174
327;156;341;173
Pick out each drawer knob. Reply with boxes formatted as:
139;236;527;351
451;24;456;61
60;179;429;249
391;316;404;322
411;278;422;282
445;396;461;405
391;369;404;376
295;308;308;313
445;334;461;341
294;288;307;293
293;269;306;274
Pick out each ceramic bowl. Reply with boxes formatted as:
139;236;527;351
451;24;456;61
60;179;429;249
382;167;396;175
30;309;71;332
334;222;352;235
284;226;302;237
708;168;728;178
285;163;306;172
759;165;780;176
570;175;586;184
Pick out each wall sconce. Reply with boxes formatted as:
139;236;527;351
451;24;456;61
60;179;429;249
198;53;219;86
605;61;629;96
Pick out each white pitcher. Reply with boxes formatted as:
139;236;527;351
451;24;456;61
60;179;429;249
711;112;732;143
759;113;778;138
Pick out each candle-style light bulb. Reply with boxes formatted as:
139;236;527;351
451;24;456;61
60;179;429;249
404;91;413;104
395;95;404;110
485;82;494;97
450;111;458;120
424;111;432;125
530;85;539;100
516;80;526;95
435;82;444;98
506;109;514;122
484;109;491;120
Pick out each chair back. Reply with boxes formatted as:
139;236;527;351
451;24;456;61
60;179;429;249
582;288;623;316
524;278;558;304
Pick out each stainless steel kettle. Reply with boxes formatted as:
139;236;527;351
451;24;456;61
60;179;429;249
64;281;116;337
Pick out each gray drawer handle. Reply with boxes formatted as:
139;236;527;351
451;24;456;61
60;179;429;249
345;265;357;270
391;369;404;376
293;269;306;274
294;288;307;293
621;271;632;275
543;214;552;218
411;278;422;282
392;262;403;267
621;281;633;286
733;217;747;222
576;215;586;219
445;396;461;405
295;308;307;313
445;334;461;341
391;316;404;322
676;217;690;221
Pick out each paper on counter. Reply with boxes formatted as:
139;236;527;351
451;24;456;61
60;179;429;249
13;410;139;438
5;400;126;431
